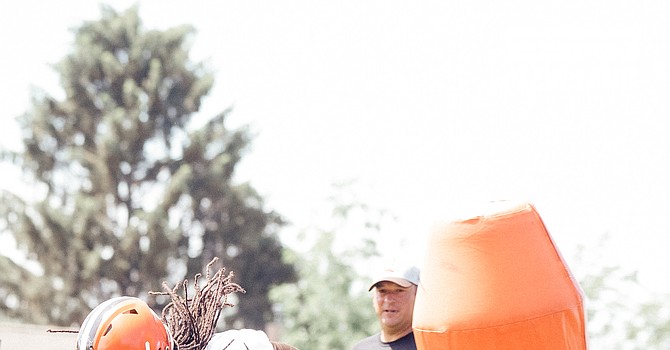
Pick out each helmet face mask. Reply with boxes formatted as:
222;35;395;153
77;297;173;350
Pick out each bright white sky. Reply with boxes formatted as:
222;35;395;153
1;1;669;293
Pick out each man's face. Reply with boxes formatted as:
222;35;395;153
372;281;417;333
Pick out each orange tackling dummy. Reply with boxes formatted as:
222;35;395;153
412;202;587;349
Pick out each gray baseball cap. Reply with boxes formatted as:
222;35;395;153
368;265;420;291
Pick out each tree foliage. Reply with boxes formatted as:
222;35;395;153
0;5;294;328
269;190;382;350
574;236;670;349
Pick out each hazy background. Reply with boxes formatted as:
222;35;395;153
2;0;669;292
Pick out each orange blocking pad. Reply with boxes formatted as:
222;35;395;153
413;202;587;349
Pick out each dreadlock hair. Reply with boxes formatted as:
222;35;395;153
150;257;245;350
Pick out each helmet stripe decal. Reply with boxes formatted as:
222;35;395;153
77;297;133;350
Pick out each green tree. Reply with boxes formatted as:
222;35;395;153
574;236;670;349
269;188;383;349
0;5;294;328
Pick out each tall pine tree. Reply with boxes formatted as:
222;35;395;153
0;5;294;328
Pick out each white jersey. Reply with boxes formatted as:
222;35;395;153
204;329;274;350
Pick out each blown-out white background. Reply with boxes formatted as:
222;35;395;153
2;1;669;293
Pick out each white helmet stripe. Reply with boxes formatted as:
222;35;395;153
76;297;134;350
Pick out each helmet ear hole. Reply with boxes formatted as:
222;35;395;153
102;324;113;336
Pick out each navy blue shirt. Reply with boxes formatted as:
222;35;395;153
352;332;417;350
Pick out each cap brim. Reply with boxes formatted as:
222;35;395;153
368;277;414;291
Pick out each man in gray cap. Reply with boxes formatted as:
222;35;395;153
352;264;420;350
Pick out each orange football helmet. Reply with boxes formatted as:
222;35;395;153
76;296;173;350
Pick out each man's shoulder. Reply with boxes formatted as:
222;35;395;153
351;332;416;350
351;333;381;350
